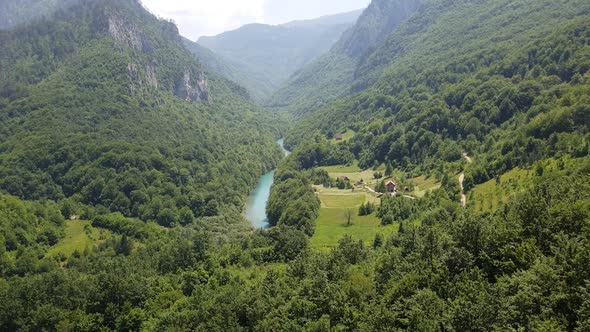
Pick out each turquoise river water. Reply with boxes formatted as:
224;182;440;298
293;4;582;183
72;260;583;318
245;139;289;229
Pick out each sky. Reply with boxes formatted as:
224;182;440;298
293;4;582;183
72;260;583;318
141;0;370;41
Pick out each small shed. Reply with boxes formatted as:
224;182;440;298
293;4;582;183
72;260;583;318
385;180;397;193
335;133;343;141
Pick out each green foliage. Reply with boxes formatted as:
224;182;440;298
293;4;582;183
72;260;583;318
267;0;423;118
0;0;589;331
2;166;587;331
0;0;283;227
266;155;321;236
286;0;590;186
358;201;376;216
0;194;64;251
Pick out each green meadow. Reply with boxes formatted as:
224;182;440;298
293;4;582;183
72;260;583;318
47;220;109;258
311;186;397;251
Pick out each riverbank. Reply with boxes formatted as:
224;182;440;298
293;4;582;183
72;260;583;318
244;138;289;229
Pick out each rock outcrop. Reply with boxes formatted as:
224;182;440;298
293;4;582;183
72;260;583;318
107;4;209;102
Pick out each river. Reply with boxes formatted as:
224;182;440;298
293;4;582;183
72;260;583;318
245;138;290;229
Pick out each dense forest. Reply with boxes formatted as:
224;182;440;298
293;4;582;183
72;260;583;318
286;0;590;179
1;0;589;330
0;0;284;230
2;159;589;330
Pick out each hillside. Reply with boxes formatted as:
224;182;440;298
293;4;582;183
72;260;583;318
0;0;77;30
197;10;363;101
183;38;272;102
285;0;590;178
0;0;283;227
267;0;424;118
1;0;590;331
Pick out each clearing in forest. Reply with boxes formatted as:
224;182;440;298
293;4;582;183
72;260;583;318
311;168;396;251
47;220;110;258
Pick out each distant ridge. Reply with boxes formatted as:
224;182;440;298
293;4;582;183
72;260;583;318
195;9;363;101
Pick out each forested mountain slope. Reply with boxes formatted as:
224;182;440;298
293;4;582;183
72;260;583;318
197;10;363;101
0;0;283;227
1;0;590;330
0;0;78;30
183;37;272;102
267;0;424;118
286;0;590;182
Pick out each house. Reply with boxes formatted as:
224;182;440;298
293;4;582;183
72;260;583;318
335;133;343;141
385;180;397;193
404;186;410;192
339;176;350;181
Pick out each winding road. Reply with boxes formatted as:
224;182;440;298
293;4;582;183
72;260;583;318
459;153;473;208
459;173;467;207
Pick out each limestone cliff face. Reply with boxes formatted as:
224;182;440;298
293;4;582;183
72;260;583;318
106;4;209;102
176;70;209;103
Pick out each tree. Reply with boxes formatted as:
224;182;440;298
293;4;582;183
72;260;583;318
373;233;384;249
344;208;354;227
204;200;219;217
385;162;394;176
116;235;133;256
376;180;386;193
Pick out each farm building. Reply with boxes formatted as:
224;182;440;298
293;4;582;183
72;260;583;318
385;180;397;193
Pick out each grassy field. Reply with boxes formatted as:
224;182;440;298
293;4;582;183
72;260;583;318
470;167;533;213
320;191;365;208
319;160;362;173
330;130;355;143
409;175;442;197
47;220;109;257
319;161;388;190
311;185;397;251
313;162;436;250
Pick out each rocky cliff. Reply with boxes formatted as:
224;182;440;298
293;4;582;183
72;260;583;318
105;2;209;102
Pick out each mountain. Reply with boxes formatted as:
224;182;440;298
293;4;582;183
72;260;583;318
1;0;590;331
267;0;423;118
183;37;273;102
285;0;590;178
197;10;363;101
0;0;282;227
281;9;363;29
0;0;76;30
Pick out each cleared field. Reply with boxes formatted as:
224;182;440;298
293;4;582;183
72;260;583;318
471;157;587;213
330;130;355;143
312;206;398;251
320;192;365;208
319;160;362;173
311;185;397;251
409;175;441;197
47;220;109;257
471;167;531;213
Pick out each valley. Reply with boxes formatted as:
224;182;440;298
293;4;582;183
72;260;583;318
0;0;589;331
245;138;290;229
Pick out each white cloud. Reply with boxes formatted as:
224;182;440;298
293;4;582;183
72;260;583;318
141;0;266;40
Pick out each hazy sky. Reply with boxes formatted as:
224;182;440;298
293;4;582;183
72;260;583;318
141;0;370;40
